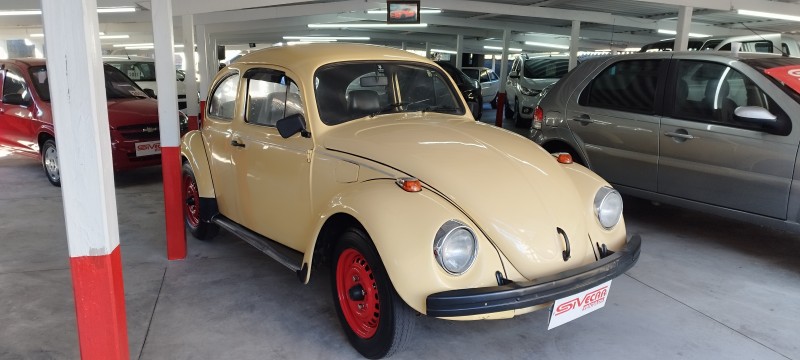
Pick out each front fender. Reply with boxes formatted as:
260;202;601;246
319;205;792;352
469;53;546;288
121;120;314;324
180;130;215;198
304;179;507;315
562;163;628;251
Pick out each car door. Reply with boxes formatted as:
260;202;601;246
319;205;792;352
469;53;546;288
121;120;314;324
658;58;798;219
506;57;521;107
203;71;242;221
231;67;312;251
486;70;500;101
0;65;36;153
565;57;669;192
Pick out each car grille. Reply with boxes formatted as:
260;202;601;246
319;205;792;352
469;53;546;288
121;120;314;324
117;124;160;141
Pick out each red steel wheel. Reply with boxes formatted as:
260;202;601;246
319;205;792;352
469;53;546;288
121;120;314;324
181;162;219;240
336;248;380;339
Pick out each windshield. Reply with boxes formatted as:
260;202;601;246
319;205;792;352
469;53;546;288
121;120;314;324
743;57;800;102
523;58;569;79
27;65;147;101
315;61;466;125
107;61;157;81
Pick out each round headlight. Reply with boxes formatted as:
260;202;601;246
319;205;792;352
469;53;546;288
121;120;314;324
594;187;623;229
434;220;478;275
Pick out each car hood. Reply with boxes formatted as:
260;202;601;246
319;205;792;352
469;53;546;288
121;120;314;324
106;98;160;128
323;114;593;279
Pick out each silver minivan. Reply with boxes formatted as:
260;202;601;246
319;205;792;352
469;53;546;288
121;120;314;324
534;51;800;232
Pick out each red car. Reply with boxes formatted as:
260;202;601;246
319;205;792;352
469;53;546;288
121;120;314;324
0;59;188;186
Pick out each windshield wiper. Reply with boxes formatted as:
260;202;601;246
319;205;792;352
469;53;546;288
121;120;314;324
421;105;460;113
370;102;408;117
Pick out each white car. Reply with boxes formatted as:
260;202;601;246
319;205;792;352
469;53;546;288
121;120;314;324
461;67;500;108
103;56;188;109
506;54;569;128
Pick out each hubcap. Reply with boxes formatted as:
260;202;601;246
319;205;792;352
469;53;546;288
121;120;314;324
44;146;59;182
183;174;200;227
336;248;380;339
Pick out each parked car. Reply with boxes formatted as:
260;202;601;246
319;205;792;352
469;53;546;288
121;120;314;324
462;66;500;108
181;43;640;358
534;51;800;232
506;54;570;128
700;34;800;56
0;58;188;186
638;38;705;52
435;61;483;119
104;56;188;109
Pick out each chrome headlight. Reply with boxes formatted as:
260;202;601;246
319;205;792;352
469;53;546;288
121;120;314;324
594;187;623;229
433;220;478;275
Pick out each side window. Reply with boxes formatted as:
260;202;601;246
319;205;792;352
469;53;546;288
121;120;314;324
244;69;303;127
207;74;240;120
480;70;490;83
2;69;31;103
581;60;661;114
672;60;790;134
489;71;499;81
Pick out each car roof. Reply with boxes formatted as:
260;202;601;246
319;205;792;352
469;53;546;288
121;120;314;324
235;43;435;70
602;51;785;61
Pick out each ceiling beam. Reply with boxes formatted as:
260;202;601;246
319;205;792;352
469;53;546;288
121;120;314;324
172;0;310;16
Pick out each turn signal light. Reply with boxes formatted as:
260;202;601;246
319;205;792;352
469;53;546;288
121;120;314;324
556;153;573;164
533;106;544;130
396;178;422;192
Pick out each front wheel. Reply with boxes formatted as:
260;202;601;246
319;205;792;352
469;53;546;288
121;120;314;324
331;228;414;359
41;139;60;187
182;162;219;240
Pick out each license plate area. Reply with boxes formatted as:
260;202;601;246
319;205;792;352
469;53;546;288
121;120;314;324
548;280;611;330
135;141;161;157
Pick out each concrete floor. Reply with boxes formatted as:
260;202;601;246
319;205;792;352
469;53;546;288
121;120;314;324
1;108;799;359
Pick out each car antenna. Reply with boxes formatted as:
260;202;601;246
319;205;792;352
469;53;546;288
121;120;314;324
738;22;789;57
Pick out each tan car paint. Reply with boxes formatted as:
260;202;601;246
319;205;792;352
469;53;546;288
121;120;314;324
180;131;215;198
183;43;627;318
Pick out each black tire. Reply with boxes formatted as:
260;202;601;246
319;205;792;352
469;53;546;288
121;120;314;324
490;95;498;109
513;100;532;128
181;162;219;240
331;228;415;359
41;139;61;187
504;99;514;118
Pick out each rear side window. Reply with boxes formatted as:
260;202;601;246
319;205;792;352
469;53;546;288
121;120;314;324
580;60;661;114
208;74;240;120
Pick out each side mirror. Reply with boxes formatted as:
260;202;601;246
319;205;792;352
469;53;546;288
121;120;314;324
2;93;30;106
276;113;310;139
734;106;777;125
143;88;157;98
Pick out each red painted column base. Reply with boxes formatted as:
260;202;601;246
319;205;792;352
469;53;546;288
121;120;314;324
69;246;129;360
187;115;199;132
162;146;187;260
198;100;206;126
495;92;506;127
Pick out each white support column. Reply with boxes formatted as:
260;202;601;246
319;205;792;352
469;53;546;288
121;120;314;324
569;20;581;70
491;56;496;73
195;24;210;104
676;6;693;51
456;34;464;69
182;15;200;129
210;37;219;73
151;0;187;260
425;42;432;59
401;41;407;50
496;29;511;127
41;0;129;358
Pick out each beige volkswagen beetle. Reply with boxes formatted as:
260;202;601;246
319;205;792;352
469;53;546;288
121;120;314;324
180;43;640;359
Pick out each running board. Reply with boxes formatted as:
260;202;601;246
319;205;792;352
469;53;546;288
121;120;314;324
212;215;304;273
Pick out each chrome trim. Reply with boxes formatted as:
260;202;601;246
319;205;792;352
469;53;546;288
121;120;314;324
434;220;478;276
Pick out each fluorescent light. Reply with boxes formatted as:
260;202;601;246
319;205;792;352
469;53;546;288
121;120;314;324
623;47;641;52
30;33;44;38
283;36;370;41
483;45;522;52
125;46;154;50
97;7;136;13
114;43;153;48
286;40;337;45
431;48;457;54
99;35;129;40
174;44;184;48
367;9;442;14
657;29;711;38
737;9;800;22
308;23;428;28
524;41;569;49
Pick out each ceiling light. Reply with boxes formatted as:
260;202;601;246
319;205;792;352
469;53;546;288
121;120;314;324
125;45;154;50
174;44;184;48
99;35;130;40
737;9;800;22
657;29;711;38
283;36;370;41
524;41;569;49
367;9;442;14
287;40;337;45
113;43;153;48
0;7;135;16
431;48;457;54
308;23;428;29
623;47;641;52
97;7;136;13
31;32;104;38
483;45;522;52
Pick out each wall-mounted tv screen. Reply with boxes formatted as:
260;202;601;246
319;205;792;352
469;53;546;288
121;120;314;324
387;1;420;24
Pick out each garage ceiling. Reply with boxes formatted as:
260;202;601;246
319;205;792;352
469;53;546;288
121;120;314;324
2;0;800;55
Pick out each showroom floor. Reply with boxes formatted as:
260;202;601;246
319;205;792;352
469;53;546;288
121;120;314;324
1;109;799;360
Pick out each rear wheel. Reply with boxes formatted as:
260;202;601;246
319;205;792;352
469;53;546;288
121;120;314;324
331;228;414;359
504;99;514;118
41;139;60;187
490;94;498;109
182;162;219;240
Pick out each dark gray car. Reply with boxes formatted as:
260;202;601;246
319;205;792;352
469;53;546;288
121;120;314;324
534;51;800;232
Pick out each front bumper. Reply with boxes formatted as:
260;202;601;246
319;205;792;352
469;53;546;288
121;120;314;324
426;235;641;317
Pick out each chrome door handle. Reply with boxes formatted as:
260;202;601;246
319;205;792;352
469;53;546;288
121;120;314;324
664;132;696;140
230;139;246;148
